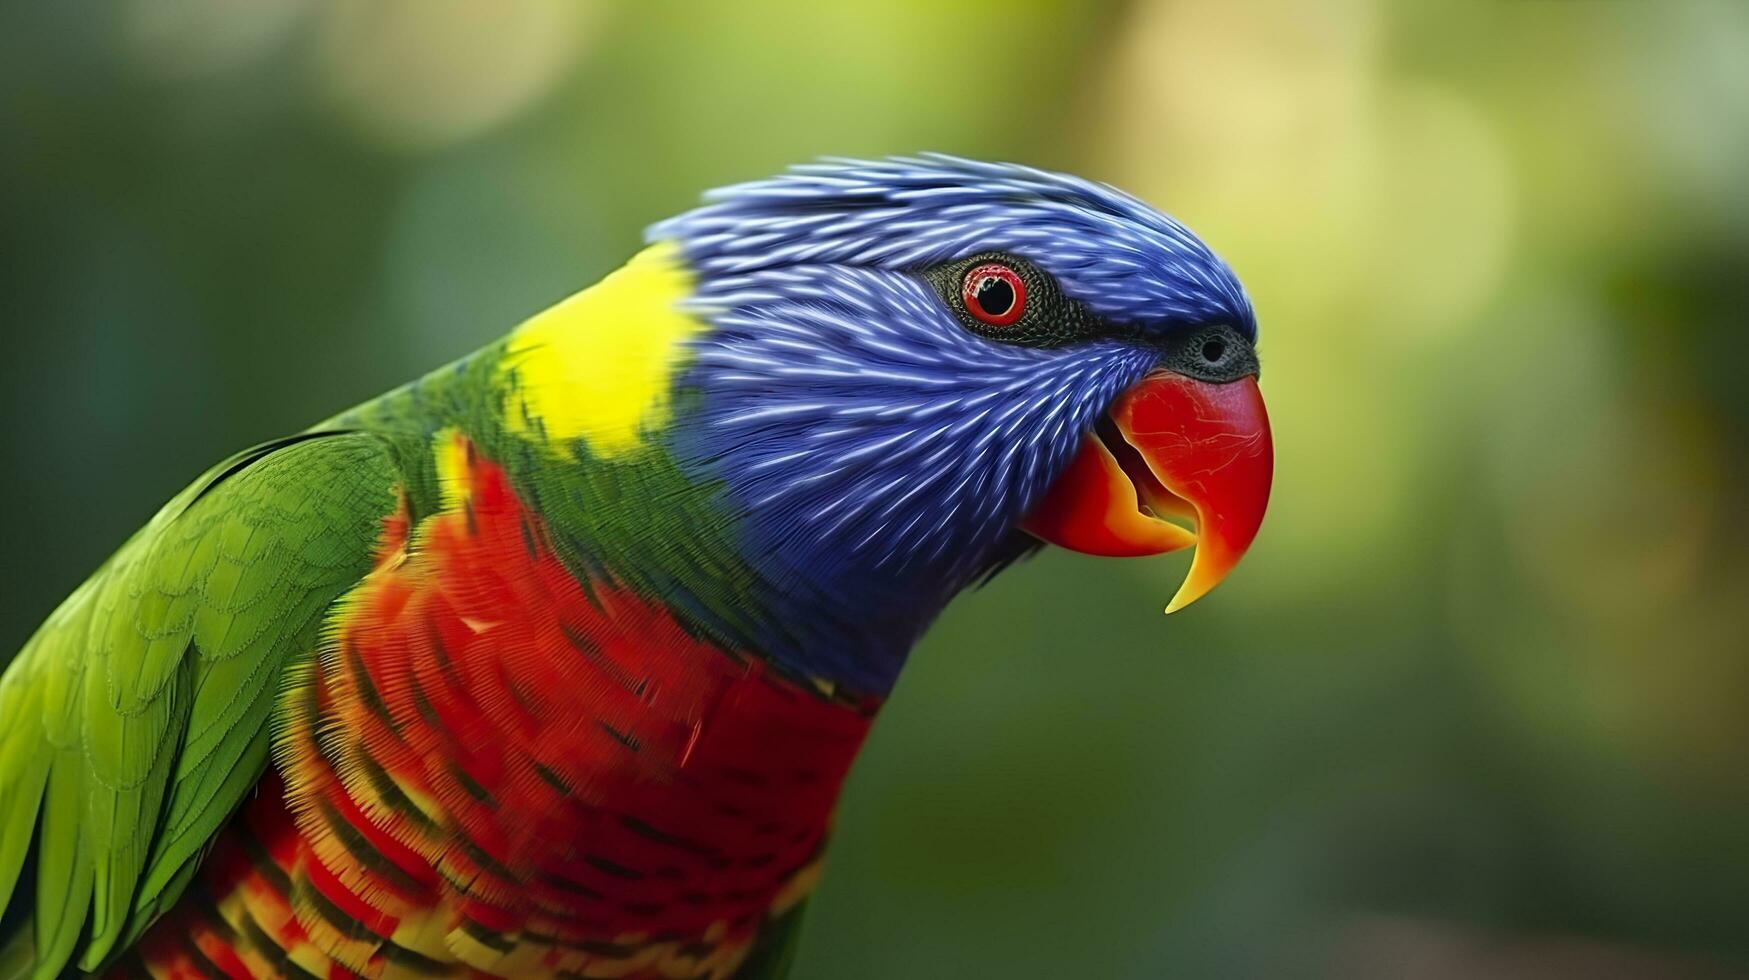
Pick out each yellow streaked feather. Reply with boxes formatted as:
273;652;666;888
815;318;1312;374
433;428;473;510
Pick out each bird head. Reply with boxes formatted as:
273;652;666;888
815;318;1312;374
647;155;1272;693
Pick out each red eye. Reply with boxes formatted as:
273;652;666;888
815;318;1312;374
961;263;1027;326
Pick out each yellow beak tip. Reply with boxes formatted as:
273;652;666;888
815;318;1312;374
1162;555;1225;615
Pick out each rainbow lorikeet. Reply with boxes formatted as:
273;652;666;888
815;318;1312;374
0;156;1271;979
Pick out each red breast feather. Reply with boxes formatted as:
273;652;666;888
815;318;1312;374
128;437;875;980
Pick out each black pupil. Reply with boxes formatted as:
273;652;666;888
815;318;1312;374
975;276;1015;316
1201;338;1227;362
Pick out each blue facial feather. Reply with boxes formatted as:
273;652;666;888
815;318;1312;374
651;155;1254;695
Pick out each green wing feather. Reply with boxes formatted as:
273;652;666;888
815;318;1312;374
0;431;403;977
735;901;810;980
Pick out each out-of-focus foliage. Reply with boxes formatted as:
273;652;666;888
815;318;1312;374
1;1;1745;977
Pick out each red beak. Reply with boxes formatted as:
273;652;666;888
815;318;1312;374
1022;372;1273;612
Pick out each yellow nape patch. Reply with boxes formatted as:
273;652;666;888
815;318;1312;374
499;242;705;458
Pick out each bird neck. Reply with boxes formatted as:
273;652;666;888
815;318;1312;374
340;247;960;698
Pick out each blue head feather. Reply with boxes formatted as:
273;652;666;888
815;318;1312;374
650;155;1254;695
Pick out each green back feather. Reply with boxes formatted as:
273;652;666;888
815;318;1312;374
0;431;403;976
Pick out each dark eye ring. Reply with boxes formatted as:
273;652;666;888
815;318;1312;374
961;263;1027;326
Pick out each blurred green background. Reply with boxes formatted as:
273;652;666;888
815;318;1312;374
3;1;1747;977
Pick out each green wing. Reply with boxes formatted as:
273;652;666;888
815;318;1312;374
0;431;403;978
736;902;809;980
